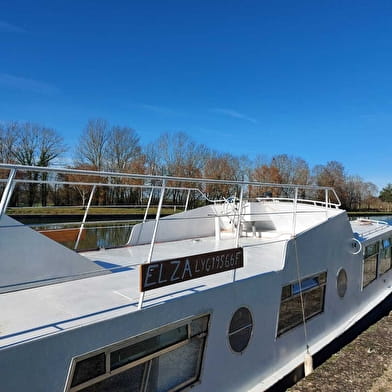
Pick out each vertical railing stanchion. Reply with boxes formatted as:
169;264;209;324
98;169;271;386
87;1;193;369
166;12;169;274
0;168;16;217
292;187;298;237
74;185;96;250
4;181;16;213
233;185;245;282
138;180;166;310
143;188;154;223
325;189;329;219
184;189;191;211
235;185;244;248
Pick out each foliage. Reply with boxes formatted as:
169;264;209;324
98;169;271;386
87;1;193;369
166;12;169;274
1;119;389;211
379;184;392;202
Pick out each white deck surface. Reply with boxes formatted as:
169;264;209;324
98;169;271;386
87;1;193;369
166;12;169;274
0;233;288;349
350;219;392;240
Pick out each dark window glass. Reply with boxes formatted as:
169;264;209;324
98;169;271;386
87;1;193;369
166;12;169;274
190;315;209;337
277;272;327;336
382;238;391;249
379;248;392;275
293;277;318;294
111;325;188;370
79;363;145;392
228;307;253;353
68;315;209;392
318;272;327;284
303;287;325;317
147;338;202;392
71;353;106;387
281;285;291;300
278;296;303;335
363;255;377;287
365;243;379;257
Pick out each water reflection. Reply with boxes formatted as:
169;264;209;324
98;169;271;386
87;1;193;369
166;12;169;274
34;215;392;251
35;222;136;251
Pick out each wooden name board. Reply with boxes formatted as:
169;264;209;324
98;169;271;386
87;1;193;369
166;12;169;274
140;247;243;292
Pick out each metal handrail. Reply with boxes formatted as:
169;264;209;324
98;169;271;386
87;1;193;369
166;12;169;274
255;196;340;208
0;163;344;303
354;218;390;238
0;163;341;195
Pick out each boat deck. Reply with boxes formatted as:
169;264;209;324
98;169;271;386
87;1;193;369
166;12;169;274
0;233;288;349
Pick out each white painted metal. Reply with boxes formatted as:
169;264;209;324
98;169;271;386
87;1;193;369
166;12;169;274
74;185;96;250
0;164;391;392
0;168;16;216
138;180;166;309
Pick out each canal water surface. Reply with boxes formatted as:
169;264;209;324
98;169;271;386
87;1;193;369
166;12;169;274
27;214;392;251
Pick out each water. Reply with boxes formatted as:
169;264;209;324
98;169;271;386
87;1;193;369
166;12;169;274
34;222;136;251
32;215;392;251
372;216;392;225
68;224;134;250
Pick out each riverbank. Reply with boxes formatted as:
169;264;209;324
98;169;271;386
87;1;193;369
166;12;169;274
348;211;392;217
287;311;392;392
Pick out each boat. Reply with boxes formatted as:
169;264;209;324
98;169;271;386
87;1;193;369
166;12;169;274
0;163;391;392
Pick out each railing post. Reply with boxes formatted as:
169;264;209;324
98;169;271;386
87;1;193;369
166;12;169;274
0;168;16;217
235;185;245;248
325;189;329;218
74;185;96;250
233;185;245;282
292;187;298;237
143;187;154;223
184;189;191;211
138;180;166;310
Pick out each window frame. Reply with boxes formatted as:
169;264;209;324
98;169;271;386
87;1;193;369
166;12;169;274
379;237;392;276
64;313;210;392
276;271;327;337
362;237;392;289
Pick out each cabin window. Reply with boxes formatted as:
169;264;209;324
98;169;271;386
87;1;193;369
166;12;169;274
65;314;209;392
277;272;327;336
363;242;379;288
379;237;392;275
336;268;348;298
228;307;253;353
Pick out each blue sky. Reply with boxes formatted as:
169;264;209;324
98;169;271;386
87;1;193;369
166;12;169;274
1;1;391;189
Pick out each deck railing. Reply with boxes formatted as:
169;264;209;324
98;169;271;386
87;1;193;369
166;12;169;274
0;163;342;246
0;163;342;298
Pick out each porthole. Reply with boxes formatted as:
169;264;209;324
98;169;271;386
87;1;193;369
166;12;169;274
228;307;253;353
337;268;348;298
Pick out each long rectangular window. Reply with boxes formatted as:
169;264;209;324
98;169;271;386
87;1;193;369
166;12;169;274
363;242;379;288
66;314;209;392
277;272;327;336
379;237;392;275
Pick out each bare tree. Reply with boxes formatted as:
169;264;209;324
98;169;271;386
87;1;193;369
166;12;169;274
251;164;283;197
312;161;346;206
9;122;66;206
106;126;141;172
204;152;241;200
106;126;142;204
0;122;18;164
75;119;109;170
271;154;310;196
146;132;209;205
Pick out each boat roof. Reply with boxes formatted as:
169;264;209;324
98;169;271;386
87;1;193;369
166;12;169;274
0;233;288;349
0;163;348;350
350;218;392;241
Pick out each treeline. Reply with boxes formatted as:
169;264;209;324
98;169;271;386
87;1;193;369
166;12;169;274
1;119;391;211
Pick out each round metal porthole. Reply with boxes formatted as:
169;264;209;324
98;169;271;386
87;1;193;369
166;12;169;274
228;307;253;353
337;268;348;298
